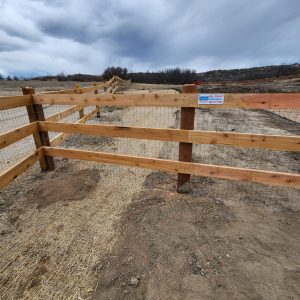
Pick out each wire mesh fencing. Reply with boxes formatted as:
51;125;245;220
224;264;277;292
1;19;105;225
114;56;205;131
0;107;36;172
52;105;300;207
0;97;299;204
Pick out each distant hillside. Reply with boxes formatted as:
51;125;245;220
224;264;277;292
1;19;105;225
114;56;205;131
30;63;300;84
197;63;300;82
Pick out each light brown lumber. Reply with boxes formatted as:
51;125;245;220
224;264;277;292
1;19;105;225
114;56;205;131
46;105;84;122
32;93;300;109
42;77;117;95
46;88;75;94
49;107;100;147
39;122;300;152
112;85;119;94
44;147;300;188
114;76;128;83
78;78;116;93
0;95;32;110
0;149;43;189
0;122;38;150
106;81;119;93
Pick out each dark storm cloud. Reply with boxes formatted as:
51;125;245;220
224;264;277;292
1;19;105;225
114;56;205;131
0;0;299;76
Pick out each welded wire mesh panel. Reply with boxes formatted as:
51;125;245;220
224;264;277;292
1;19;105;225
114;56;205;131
87;106;180;129
194;108;300;135
43;105;72;118
270;109;300;124
0;107;36;173
0;135;36;172
43;105;95;122
60;134;179;161
0;107;30;134
47;105;98;142
193;144;299;173
83;105;97;115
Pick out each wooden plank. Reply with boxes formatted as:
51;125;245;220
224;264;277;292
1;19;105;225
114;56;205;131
46;88;75;94
39;122;300;152
106;81;119;94
44;147;300;188
112;85;119;94
41;77;117;95
46;105;84;122
49;107;100;147
0;95;32;110
0;149;43;189
78;78;115;93
32;93;300;109
0;122;38;150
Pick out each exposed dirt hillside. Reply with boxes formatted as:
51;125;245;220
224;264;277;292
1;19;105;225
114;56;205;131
197;63;300;82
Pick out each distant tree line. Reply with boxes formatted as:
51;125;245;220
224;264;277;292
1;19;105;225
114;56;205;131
32;73;102;82
102;67;128;81
101;66;197;84
129;68;197;84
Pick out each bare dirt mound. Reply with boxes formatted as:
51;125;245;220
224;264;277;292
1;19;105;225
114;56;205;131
28;169;100;208
92;172;300;300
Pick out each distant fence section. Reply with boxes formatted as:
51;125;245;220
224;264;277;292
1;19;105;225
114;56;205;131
0;80;299;192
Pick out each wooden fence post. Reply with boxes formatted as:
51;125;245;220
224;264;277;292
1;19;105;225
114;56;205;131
177;84;197;193
22;87;55;171
94;83;100;118
75;84;84;118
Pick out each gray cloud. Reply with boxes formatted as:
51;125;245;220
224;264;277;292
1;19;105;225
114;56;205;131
0;0;299;76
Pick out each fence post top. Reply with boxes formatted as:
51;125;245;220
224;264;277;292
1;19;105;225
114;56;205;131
22;87;35;94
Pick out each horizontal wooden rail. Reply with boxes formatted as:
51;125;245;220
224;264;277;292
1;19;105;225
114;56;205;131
0;77;123;111
50;107;100;147
46;88;75;95
39;122;300;152
44;147;300;188
0;149;43;189
44;76;118;95
114;76;129;84
33;93;300;109
0;95;33;110
0;122;38;150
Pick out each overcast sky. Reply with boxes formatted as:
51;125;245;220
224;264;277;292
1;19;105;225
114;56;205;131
0;0;299;76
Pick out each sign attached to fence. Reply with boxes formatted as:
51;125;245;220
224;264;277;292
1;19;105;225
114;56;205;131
198;94;224;105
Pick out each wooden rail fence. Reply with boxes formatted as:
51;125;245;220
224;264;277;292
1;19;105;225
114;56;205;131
0;83;299;191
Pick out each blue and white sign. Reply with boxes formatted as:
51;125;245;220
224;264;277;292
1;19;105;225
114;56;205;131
198;94;224;105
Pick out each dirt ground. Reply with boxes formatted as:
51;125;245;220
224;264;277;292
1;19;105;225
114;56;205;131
0;80;299;299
